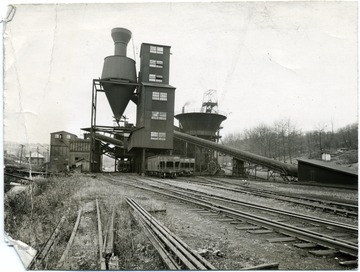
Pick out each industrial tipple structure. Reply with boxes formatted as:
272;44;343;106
49;27;302;182
86;28;176;174
45;27;360;188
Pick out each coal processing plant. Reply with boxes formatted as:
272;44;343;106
51;26;296;181
46;26;359;186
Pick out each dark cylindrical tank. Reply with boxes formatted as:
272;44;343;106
175;112;227;140
101;28;137;120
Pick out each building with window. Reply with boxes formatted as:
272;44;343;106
128;43;175;152
50;131;77;171
49;131;95;172
25;152;45;166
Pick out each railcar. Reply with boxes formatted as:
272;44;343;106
179;158;195;176
146;155;195;178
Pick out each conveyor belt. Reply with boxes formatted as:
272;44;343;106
173;130;298;177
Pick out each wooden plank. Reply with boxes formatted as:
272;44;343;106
57;208;83;269
148;209;167;213
309;249;338;256
217;218;236;222
28;214;67;269
267;237;297;243
293;243;317;249
197;211;213;214
230;220;244;224
242;262;279;270
339;260;358;266
248;229;274;234
96;199;106;270
236;226;261;230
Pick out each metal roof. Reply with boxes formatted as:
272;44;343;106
50;131;77;137
141;82;175;89
25;152;44;159
297;158;358;176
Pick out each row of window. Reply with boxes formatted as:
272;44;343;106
149;74;163;82
151;132;166;141
152;91;167;101
54;134;71;139
149;59;163;68
150;46;163;54
151;111;167;120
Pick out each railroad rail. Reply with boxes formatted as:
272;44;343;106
193;177;358;217
54;200;110;270
28;214;67;269
142;177;358;233
103;174;358;264
126;197;216;270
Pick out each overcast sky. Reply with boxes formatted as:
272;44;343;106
3;1;358;144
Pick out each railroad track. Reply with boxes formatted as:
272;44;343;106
189;176;358;217
142;177;358;232
103;174;358;266
127;197;216;270
50;200;116;270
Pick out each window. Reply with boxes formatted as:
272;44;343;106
151;132;158;140
158;132;166;140
149;59;163;68
150;132;166;141
149;74;163;82
55;134;59;139
67;135;71;139
159;92;167;101
150;46;164;54
152;91;167;101
59;134;63;139
151;111;167;120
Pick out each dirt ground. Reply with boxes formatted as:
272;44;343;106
75;173;357;270
5;173;358;270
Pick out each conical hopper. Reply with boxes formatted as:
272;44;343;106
101;28;137;120
102;82;136;120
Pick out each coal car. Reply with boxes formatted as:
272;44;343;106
146;155;195;178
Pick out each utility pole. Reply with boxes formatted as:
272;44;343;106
37;146;39;166
19;144;24;165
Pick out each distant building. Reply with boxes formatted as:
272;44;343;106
25;152;45;166
50;131;78;171
69;139;91;172
297;158;358;188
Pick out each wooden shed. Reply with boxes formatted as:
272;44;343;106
297;159;358;188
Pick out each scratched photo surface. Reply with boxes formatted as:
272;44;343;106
2;1;358;271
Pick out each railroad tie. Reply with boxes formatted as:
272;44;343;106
247;229;274;234
309;249;338;257
293;243;317;249
267;237;297;243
